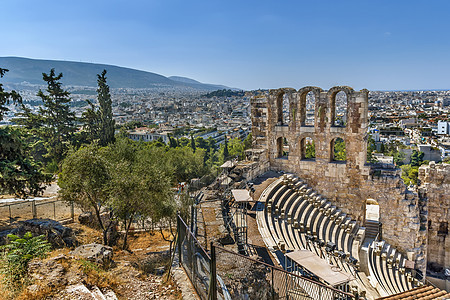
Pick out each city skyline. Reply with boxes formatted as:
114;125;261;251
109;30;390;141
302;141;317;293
2;0;450;91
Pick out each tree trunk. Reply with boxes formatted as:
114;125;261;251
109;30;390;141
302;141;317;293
160;219;175;258
122;215;134;250
93;205;108;245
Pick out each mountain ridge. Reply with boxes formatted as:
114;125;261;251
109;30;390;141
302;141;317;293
0;57;231;91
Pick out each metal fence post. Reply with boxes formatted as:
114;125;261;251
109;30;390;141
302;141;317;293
32;200;37;218
271;267;275;300
190;205;195;233
53;202;56;220
210;242;217;300
177;215;182;265
9;205;12;224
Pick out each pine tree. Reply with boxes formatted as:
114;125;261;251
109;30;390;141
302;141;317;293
0;68;22;119
1;68;50;197
16;69;76;168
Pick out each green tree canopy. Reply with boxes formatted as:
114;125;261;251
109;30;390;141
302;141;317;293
58;143;112;244
59;138;176;249
82;70;115;146
333;138;346;161
305;140;315;159
15;69;76;170
1;68;50;197
104;139;174;249
0;68;22;120
411;150;424;167
165;146;206;182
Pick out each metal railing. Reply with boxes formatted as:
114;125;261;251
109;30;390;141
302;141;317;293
177;214;356;300
177;215;212;300
0;199;78;225
214;246;355;300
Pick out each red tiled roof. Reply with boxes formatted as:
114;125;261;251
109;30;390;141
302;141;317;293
377;285;450;300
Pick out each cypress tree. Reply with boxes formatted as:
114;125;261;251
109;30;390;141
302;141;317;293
223;138;229;161
97;70;115;146
190;134;196;152
81;70;115;146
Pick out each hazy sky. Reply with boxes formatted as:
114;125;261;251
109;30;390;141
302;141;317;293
2;0;449;90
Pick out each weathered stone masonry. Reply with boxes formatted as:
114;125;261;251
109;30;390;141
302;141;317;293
419;163;450;274
249;86;439;274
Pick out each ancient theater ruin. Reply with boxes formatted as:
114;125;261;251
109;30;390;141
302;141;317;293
180;86;449;299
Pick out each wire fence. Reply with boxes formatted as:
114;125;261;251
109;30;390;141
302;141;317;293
0;199;80;226
176;214;356;300
178;214;212;300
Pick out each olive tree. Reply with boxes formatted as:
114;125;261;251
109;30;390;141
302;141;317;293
58;144;113;245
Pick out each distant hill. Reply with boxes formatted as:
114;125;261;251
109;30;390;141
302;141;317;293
169;76;233;90
0;57;231;91
168;76;203;84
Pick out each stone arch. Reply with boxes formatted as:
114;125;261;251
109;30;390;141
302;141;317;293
365;199;380;221
300;135;316;160
330;136;346;162
270;88;296;126
276;136;290;159
297;86;322;126
327;86;354;127
275;91;284;125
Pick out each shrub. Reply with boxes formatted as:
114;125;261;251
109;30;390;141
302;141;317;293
0;232;51;289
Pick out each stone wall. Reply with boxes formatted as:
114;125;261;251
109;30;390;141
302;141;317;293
251;86;371;221
361;173;427;271
419;162;450;274
249;86;427;272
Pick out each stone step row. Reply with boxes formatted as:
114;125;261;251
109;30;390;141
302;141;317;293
368;240;421;297
256;174;366;294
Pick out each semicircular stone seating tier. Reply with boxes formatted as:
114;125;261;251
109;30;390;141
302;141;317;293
255;174;423;298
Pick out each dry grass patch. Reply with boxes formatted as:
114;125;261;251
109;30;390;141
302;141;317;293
67;222;103;245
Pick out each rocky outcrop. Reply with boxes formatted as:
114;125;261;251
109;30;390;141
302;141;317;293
216;249;273;299
0;218;77;248
70;243;114;267
28;255;68;288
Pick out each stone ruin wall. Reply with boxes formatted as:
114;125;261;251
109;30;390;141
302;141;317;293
250;86;427;272
419;163;450;274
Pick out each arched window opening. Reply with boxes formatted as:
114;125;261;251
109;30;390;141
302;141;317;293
277;137;289;159
331;137;346;161
276;137;283;158
305;91;315;126
283;137;289;158
301;137;315;160
276;93;290;125
334;91;347;127
276;93;284;125
365;199;379;222
282;93;290;125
